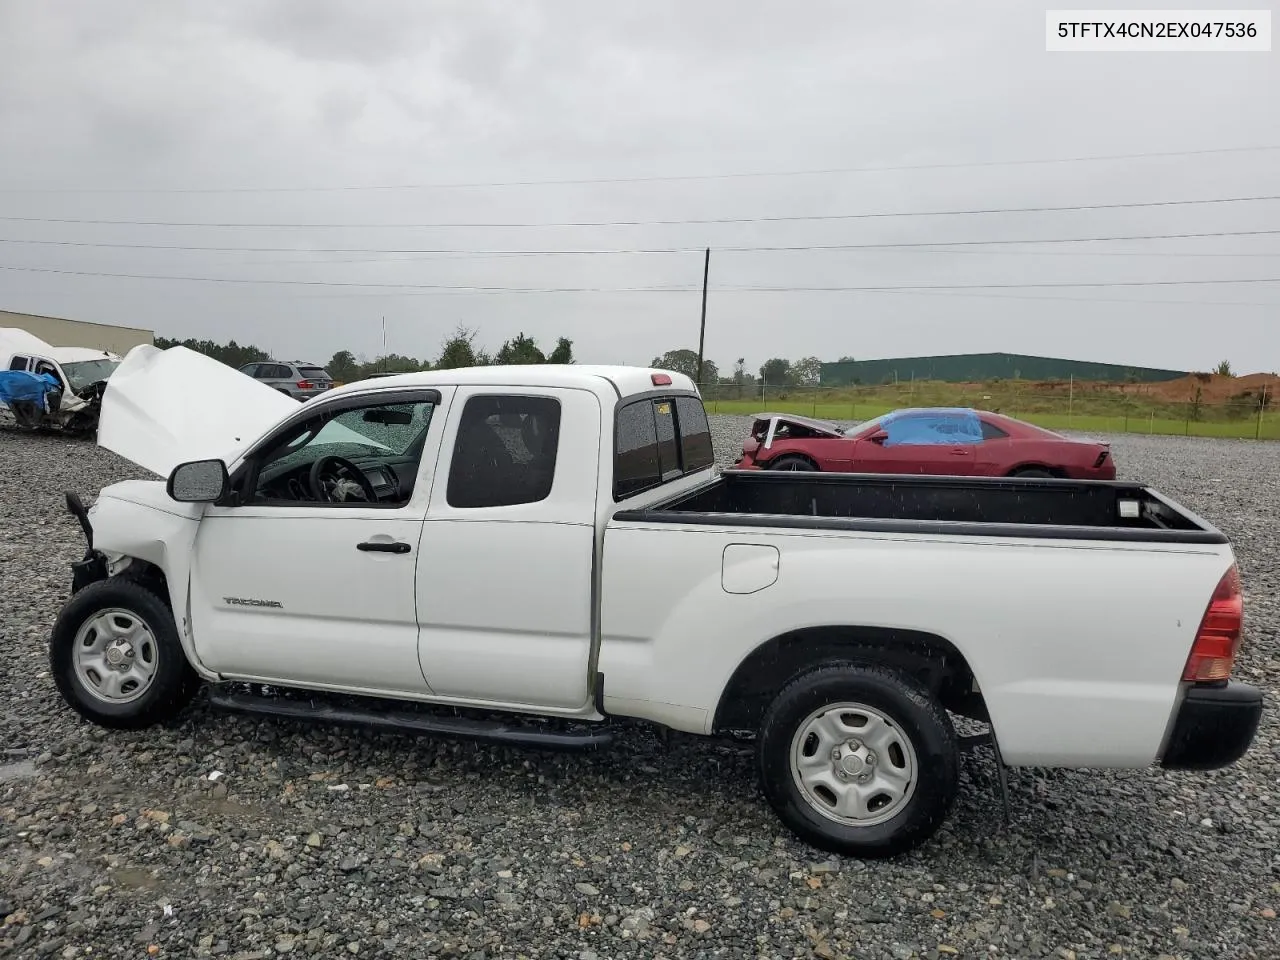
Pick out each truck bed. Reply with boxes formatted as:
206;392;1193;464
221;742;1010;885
613;469;1226;544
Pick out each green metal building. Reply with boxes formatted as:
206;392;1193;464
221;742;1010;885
820;352;1188;387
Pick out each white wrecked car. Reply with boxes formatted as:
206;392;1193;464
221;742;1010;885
0;327;121;434
48;344;1263;858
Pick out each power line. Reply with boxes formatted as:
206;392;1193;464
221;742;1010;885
10;276;1274;310
3;227;1280;256
2;143;1276;194
720;279;1280;291
4;261;1280;293
0;263;697;292
719;230;1280;253
875;289;1280;309
223;246;1280;268
4;192;1278;229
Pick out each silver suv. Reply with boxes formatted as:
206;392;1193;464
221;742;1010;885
239;360;334;401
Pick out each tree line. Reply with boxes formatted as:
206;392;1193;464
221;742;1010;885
649;349;827;389
154;326;574;382
151;331;830;393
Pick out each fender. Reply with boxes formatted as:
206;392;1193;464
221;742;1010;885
68;479;219;682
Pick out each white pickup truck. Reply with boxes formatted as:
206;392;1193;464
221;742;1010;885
50;346;1263;857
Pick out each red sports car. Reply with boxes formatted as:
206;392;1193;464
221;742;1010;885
734;407;1116;479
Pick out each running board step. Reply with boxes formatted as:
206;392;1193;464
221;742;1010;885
207;688;614;752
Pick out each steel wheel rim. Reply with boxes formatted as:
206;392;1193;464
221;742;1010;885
72;607;160;704
788;700;919;827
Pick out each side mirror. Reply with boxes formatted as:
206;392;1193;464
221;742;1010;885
868;429;889;444
167;459;229;503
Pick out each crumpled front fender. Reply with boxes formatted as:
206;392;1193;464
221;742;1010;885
71;483;219;681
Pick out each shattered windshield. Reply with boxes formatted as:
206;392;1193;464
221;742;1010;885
265;401;436;473
61;359;120;392
310;405;428;455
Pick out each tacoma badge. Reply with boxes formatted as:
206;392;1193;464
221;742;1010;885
223;597;283;609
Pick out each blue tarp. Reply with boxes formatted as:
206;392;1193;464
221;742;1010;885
0;370;60;411
880;408;983;446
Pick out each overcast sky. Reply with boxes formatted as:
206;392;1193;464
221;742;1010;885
0;0;1277;375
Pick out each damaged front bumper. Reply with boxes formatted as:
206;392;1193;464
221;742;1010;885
65;491;108;594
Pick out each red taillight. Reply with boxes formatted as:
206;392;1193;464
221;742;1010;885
651;373;672;386
297;380;313;390
1182;564;1244;682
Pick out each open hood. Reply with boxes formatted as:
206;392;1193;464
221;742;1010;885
98;344;300;477
749;411;848;441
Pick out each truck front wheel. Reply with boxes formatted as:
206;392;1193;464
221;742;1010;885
757;662;959;858
49;578;201;729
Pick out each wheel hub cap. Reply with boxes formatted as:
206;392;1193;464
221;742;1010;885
72;608;159;705
837;743;872;777
105;641;133;667
789;701;919;827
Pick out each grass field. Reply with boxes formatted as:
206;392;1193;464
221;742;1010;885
701;397;1280;440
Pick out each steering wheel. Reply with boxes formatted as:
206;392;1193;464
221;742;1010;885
308;455;377;503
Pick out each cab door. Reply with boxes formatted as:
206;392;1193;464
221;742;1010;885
187;386;454;695
415;386;601;711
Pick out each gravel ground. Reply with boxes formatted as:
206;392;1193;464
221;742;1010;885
1;418;1277;960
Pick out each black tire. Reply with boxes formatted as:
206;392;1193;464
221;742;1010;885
1011;467;1054;478
757;661;959;858
49;578;201;730
768;455;818;472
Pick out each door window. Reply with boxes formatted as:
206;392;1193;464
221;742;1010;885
8;355;29;371
242;396;437;507
33;360;63;386
446;395;562;508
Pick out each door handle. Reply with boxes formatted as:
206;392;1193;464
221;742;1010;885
357;541;411;554
949;448;969;455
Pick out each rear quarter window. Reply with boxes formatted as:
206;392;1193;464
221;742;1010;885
614;394;715;500
980;420;1009;440
615;401;661;498
675;396;714;469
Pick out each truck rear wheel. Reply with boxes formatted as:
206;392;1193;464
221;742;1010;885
757;662;959;858
49;578;200;730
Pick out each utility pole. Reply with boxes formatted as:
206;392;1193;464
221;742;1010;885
381;316;387;373
696;248;710;385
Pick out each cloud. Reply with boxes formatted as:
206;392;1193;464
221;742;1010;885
0;0;1277;372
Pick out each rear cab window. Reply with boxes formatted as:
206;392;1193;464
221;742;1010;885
614;393;715;500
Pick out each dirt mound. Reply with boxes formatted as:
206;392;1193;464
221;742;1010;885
966;372;1280;402
1139;372;1280;403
